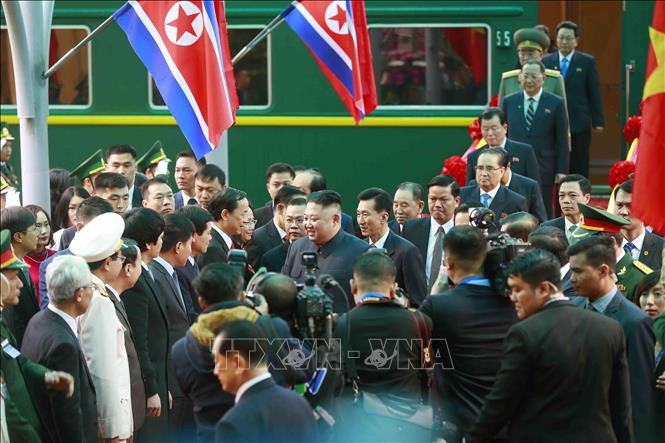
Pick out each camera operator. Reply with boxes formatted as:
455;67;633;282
419;226;518;442
334;252;433;440
170;263;293;441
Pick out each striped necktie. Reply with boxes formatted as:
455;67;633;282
525;97;535;131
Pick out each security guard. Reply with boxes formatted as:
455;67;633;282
69;149;105;195
136;140;170;179
570;203;652;299
497;28;567;106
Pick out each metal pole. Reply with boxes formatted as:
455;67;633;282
42;14;114;79
232;4;293;65
3;0;53;210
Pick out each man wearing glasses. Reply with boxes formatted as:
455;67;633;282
70;212;135;443
460;148;527;221
543;21;605;178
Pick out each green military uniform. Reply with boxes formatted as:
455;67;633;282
497;28;567;106
69;149;105;183
136;140;170;176
571;203;653;300
1;230;47;442
0;122;19;188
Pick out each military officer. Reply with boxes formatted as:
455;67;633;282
570;203;652;300
497;28;567;106
136;140;171;180
69;149;106;195
1;230;75;442
0;122;18;188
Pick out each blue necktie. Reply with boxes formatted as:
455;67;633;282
624;242;637;259
481;193;491;208
560;57;569;77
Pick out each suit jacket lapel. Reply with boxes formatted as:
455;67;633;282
141;270;169;323
383;231;397;257
18;270;38;311
603;289;623;317
488;187;504;212
152;261;184;311
529;93;548;129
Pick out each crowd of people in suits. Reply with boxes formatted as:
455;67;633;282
0;19;663;443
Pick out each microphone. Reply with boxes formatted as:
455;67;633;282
318;274;339;289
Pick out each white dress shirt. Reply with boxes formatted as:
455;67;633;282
558;50;575;67
368;227;390;249
126;185;135;211
235;372;272;404
425;217;454;283
480;183;501;207
47;303;78;338
523;88;544;119
211;223;234;250
621;229;645;260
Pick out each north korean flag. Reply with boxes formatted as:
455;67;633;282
114;1;238;159
283;0;377;123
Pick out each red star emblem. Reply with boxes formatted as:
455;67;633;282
167;4;199;41
330;4;347;31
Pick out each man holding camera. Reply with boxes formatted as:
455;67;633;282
283;191;369;312
468;250;632;443
420;226;518;441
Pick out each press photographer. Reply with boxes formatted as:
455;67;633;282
420;226;519;442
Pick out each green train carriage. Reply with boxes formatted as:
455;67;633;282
0;0;655;213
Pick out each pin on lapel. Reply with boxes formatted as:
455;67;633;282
544;108;551;114
576;67;582;72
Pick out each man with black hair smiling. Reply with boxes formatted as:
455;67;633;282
283;190;369;312
357;187;426;306
468;249;631;443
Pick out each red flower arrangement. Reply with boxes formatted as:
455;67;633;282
623;115;641;144
468;118;482;141
441;155;467;187
608;160;635;189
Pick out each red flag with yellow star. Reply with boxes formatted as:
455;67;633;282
633;1;665;234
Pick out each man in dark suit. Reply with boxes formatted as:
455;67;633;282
283;191;369;312
402;175;460;292
543;21;604;178
149;213;197;439
391;181;425;235
468;250;632;443
212;320;317;443
502;60;570;218
253;162;296;229
614;179;664;271
174;150;205;209
104;144;142;209
107;238;146;434
568;235;656;442
540;174;591;242
1;232;75;443
260;197;307;272
528;226;577;298
22;255;98;443
461;148;528;220
246;185;304;269
357;188;427;306
467;147;546;222
198;187;250;269
175;205;213;312
420;226;518;441
1;206;39;347
121;208;170;442
93;172;130;214
466;107;541;184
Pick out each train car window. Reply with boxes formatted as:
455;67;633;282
150;27;269;108
369;26;489;107
1;26;91;107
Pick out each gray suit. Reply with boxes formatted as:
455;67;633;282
282;229;369;312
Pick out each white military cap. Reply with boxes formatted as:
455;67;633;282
70;212;125;263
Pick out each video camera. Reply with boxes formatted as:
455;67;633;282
296;252;334;340
469;207;531;296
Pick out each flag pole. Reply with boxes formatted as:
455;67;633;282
42;14;115;79
231;3;294;65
